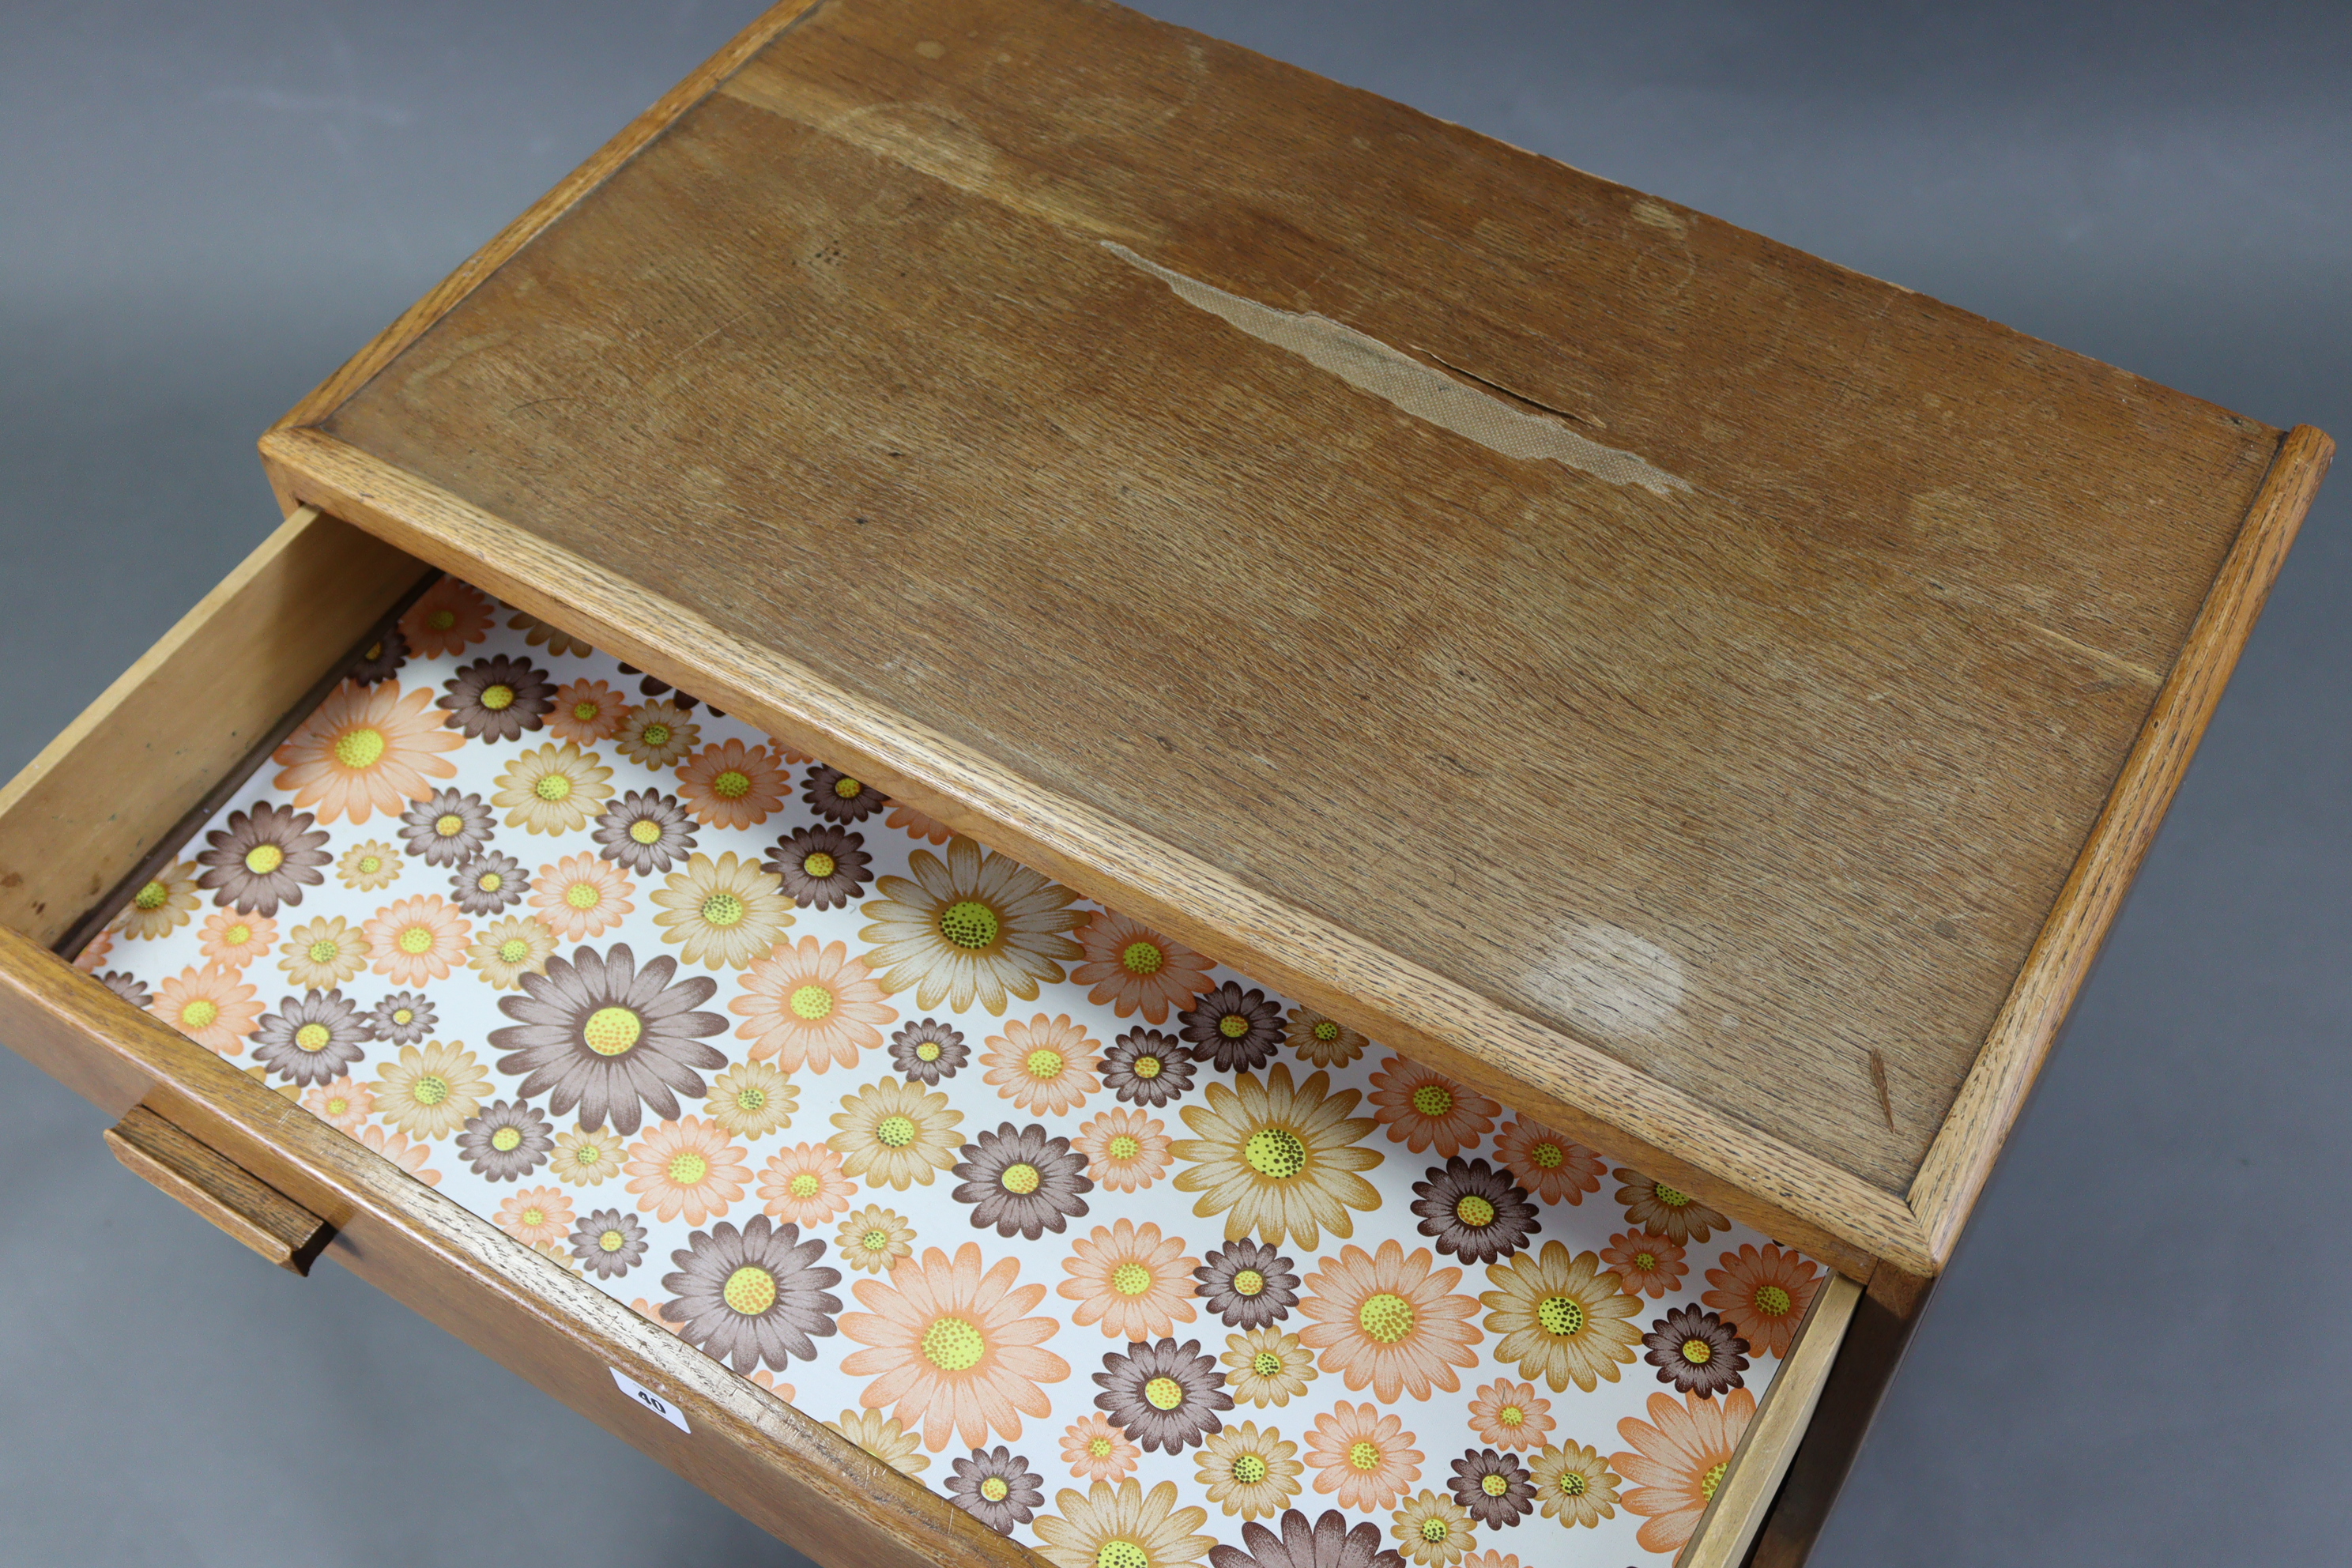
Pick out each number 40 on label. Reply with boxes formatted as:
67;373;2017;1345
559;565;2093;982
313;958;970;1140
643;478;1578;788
611;1366;692;1434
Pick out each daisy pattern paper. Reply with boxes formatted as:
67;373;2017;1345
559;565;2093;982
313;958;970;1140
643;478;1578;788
78;579;1830;1567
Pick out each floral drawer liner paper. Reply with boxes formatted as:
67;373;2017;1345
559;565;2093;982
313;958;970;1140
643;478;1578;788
80;576;1828;1568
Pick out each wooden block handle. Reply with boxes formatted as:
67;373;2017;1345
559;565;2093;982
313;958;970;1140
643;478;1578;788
104;1104;332;1275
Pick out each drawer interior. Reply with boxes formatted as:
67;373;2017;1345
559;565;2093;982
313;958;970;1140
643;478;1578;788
5;507;1856;1568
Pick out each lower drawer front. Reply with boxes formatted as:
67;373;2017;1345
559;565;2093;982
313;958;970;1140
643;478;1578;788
0;507;1861;1568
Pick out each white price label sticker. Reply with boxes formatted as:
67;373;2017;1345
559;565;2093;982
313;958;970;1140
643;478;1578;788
611;1367;691;1434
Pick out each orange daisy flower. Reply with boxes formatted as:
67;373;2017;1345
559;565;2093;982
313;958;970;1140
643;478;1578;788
980;1013;1102;1115
528;851;635;940
758;1141;858;1228
273;679;463;824
197;910;277;970
1061;1412;1140;1483
1368;1057;1498;1157
363;894;472;987
496;1186;574;1246
150;963;263;1054
72;927;116;974
1465;1379;1555;1451
300;1075;375;1135
1069;911;1214;1024
1602;1231;1688;1299
1612;1388;1756;1555
839;1242;1070;1452
356;1123;442;1186
1070;1106;1171;1193
732;936;898;1072
884;801;954;844
1702;1242;1822;1359
1296;1238;1483;1403
1057;1219;1199;1341
1305;1402;1422;1512
1491;1115;1607;1206
676;737;791;831
400;578;494;656
623;1117;751;1226
547;678;628;743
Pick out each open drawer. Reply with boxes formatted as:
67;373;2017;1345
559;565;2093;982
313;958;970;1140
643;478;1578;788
0;505;1863;1568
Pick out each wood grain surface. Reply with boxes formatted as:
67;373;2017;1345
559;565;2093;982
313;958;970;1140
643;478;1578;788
0;506;428;947
267;0;2328;1272
104;1102;333;1273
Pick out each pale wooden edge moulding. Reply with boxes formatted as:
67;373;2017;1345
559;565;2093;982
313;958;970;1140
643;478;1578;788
0;503;1851;1568
251;0;2335;1289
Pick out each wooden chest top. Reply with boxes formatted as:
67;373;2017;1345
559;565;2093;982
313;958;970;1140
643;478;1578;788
264;0;2331;1273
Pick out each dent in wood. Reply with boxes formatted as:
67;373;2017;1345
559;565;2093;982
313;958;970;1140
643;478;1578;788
1102;243;1693;496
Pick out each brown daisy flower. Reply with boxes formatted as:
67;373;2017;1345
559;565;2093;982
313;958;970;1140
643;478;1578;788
1104;1028;1197;1107
345;625;408;685
765;824;872;910
887;1018;969;1084
398;788;495;868
947;1446;1046;1535
952;1121;1093;1240
659;1214;841;1373
1094;1337;1232;1453
196;802;332;916
1446;1449;1534;1530
488;942;729;1134
1182;982;1286;1073
1194;1240;1301;1331
247;989;370;1086
1408;1158;1540;1265
1208;1508;1409;1568
439;654;553;741
591;789;697;876
456;1099;556;1182
1642;1306;1750;1396
804;763;888;824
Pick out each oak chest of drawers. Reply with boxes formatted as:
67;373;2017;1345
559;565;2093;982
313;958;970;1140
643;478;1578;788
0;2;2329;1565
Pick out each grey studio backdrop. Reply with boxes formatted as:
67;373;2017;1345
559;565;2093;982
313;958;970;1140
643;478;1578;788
3;2;2346;1564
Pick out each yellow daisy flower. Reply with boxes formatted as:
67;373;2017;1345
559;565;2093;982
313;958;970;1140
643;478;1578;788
857;835;1084;1014
651;850;794;970
492;741;614;835
1171;1064;1382;1249
372;1039;492;1140
827;1076;963;1190
1479;1242;1643;1393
